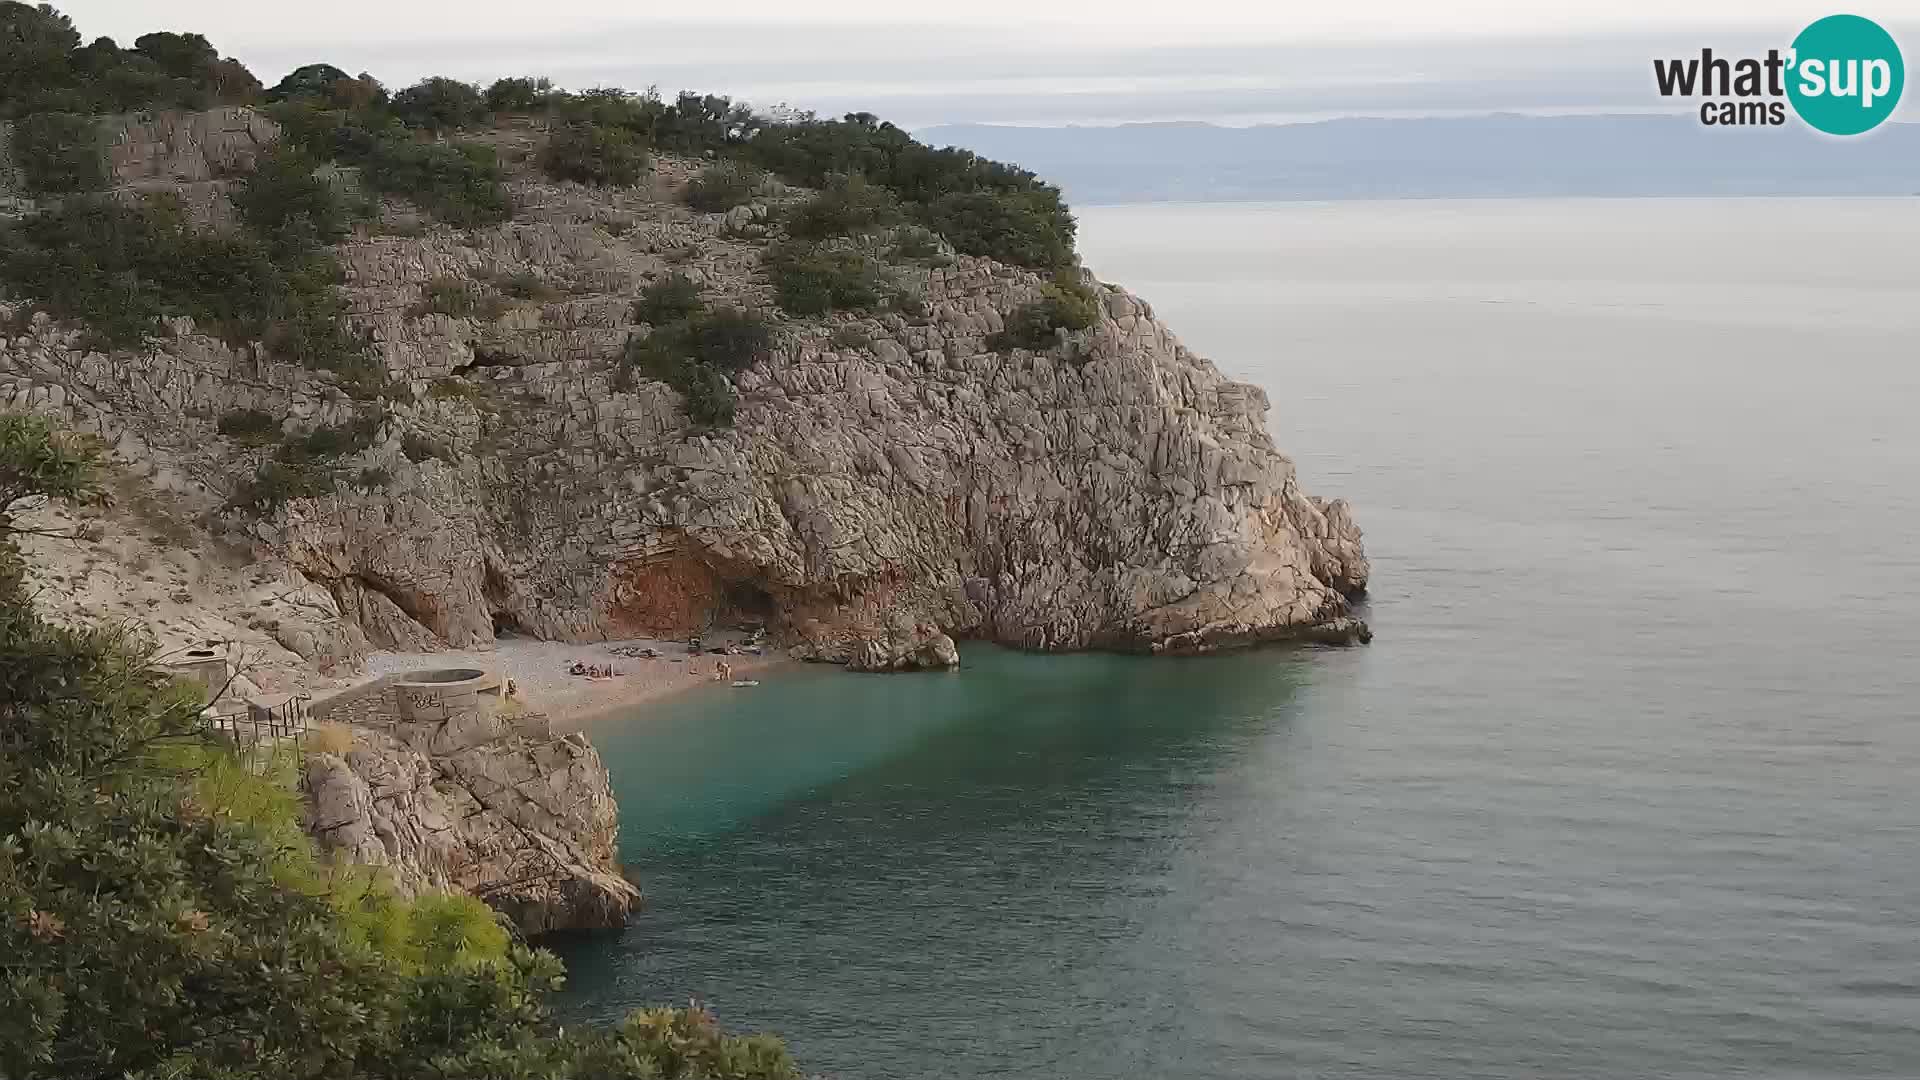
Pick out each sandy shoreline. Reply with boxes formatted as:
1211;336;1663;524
353;631;787;732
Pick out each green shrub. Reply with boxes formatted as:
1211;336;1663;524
480;269;561;302
277;414;379;464
682;306;774;371
918;189;1076;270
621;336;737;427
11;111;106;195
268;99;510;227
231;142;352;254
0;195;360;369
766;241;884;315
988;273;1102;352
615;307;767;425
484;76;552;113
361;138;511;227
683;161;765;212
743;112;1077;267
539;123;647;187
784;174;900;240
267;63;364;105
0;6;261;119
892;225;951;265
228;459;332;509
632;273;703;325
677;361;737;426
390;76;486;133
216;408;278;444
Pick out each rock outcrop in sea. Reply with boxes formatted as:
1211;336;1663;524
301;681;639;933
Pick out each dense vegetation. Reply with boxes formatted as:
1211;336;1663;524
0;195;363;374
1;0;1085;424
8;110;103;195
0;4;259;118
0;414;800;1078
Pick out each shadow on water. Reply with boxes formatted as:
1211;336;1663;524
550;645;1330;1074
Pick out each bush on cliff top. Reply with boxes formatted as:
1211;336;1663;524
1;417;801;1077
782;173;901;240
744;113;1076;269
539;122;649;187
390;75;487;134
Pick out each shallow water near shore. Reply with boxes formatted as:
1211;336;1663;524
554;198;1920;1078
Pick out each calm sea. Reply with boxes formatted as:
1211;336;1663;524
555;198;1920;1079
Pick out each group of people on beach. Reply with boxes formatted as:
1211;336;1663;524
562;654;740;684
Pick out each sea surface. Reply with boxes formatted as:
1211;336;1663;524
555;198;1920;1078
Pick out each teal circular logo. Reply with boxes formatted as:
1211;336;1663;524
1787;14;1905;135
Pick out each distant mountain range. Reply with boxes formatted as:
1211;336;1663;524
920;115;1920;204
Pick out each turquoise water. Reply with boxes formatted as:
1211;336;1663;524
554;199;1920;1078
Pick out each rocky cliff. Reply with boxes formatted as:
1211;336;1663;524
301;690;639;934
0;108;1370;672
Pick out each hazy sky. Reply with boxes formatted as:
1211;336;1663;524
51;2;1920;127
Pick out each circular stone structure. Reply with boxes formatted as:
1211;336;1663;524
392;667;503;722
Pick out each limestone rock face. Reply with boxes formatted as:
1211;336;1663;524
301;721;639;934
0;109;1371;668
840;620;963;673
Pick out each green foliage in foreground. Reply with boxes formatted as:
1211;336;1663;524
0;414;800;1079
